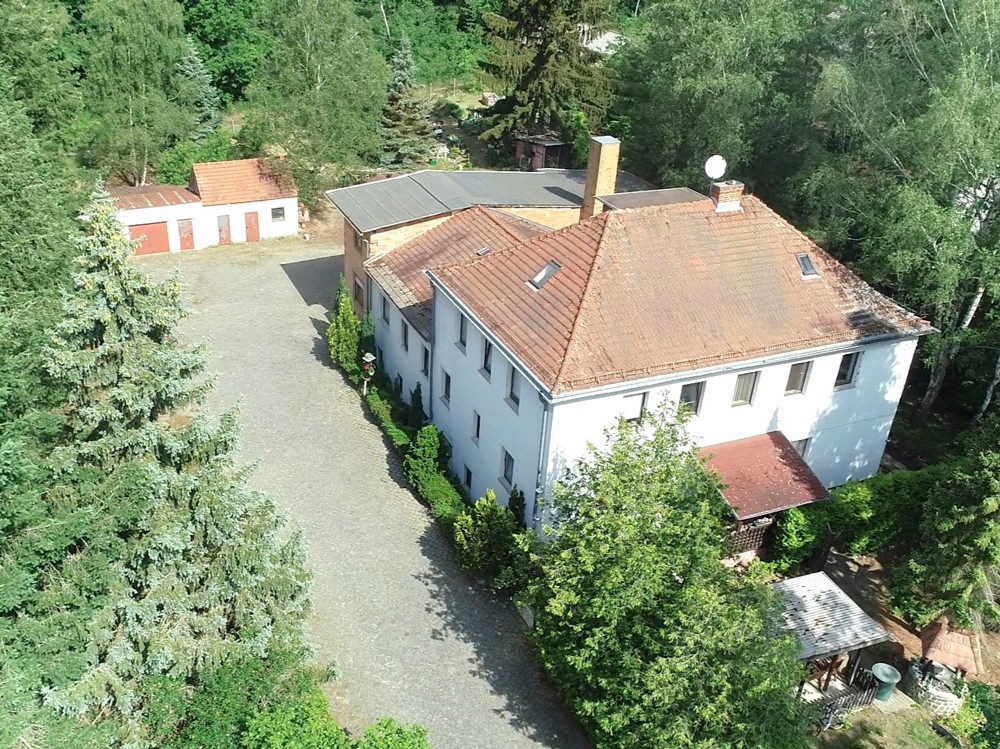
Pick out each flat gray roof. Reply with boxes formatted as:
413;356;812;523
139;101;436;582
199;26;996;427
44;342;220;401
598;187;708;210
771;572;890;662
326;169;652;233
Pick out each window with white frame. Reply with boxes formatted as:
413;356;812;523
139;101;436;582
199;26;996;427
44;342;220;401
501;449;514;487
790;438;810;458
785;362;811;395
679;381;705;414
442;369;452;405
463;466;472;489
458;314;468;350
507;366;521;409
623;392;647;423
271;206;285;222
421;346;429;376
381;295;389;323
482;340;493;377
472;411;481;442
401;322;409;351
732;371;759;406
353;274;364;303
835;352;860;387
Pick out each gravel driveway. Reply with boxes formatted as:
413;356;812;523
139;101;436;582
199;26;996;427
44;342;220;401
139;239;588;749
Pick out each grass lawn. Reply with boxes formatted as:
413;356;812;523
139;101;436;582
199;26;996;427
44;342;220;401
818;708;953;749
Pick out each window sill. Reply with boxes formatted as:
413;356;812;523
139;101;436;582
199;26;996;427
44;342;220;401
480;368;491;382
731;401;752;408
456;342;467;354
784;390;804;397
833;382;857;392
471;436;479;446
505;397;520;414
440;397;450;409
498;475;513;492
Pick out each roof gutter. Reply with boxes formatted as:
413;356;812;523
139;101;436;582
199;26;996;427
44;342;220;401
547;329;933;405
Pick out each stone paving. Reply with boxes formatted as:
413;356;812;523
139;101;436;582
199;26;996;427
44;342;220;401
139;239;589;749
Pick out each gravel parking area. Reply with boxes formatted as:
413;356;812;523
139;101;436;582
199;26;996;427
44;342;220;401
139;239;588;749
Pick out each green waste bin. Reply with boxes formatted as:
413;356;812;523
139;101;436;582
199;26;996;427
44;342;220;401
872;663;901;701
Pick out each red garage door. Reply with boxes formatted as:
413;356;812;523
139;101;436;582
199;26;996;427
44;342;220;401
129;222;170;255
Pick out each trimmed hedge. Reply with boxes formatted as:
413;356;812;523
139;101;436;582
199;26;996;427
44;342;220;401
772;462;952;570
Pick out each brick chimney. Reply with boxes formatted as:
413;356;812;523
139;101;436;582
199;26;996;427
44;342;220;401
581;135;621;220
710;180;745;213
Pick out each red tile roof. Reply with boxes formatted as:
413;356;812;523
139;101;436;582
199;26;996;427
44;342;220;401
432;196;933;393
921;621;981;675
190;158;297;206
699;432;829;520
108;184;199;210
366;206;546;338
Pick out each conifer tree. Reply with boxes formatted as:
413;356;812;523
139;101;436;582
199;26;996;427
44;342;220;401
39;186;311;739
326;276;362;376
380;37;434;169
45;186;208;469
480;0;612;140
177;36;223;140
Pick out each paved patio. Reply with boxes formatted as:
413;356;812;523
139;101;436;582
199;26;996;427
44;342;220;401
139;239;588;749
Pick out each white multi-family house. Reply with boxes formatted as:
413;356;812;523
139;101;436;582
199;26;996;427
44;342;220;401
343;137;933;541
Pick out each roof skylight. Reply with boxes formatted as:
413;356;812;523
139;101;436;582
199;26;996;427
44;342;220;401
796;253;819;278
476;246;492;256
529;260;561;289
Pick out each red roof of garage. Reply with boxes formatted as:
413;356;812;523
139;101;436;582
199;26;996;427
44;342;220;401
191;158;297;206
109;184;199;210
699;432;828;520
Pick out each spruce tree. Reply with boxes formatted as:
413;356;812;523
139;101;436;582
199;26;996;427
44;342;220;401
480;0;612;140
39;187;311;739
45;185;208;469
379;37;434;169
177;36;223;141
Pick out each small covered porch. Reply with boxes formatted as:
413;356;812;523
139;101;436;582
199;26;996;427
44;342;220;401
771;572;892;725
700;431;829;556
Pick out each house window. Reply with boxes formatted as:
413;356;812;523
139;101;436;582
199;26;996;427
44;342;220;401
381;295;389;323
623;392;647;423
732;371;759;406
442;369;452;405
463;466;473;489
835;352;860;387
354;229;362;249
421;346;430;376
271;206;285;222
482;340;493;377
353;274;364;303
679;381;705;414
458;315;468;350
376;346;384;370
791;438;810;458
472;411;481;442
394;374;403;396
507;366;521;410
785;362;811;395
401;322;409;351
501;449;514;487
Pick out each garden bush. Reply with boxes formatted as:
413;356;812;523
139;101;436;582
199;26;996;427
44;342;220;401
404;425;440;486
243;688;351;749
507;485;526;528
353;717;431;749
453;490;517;577
418;472;467;528
772;506;824;572
366;389;412;450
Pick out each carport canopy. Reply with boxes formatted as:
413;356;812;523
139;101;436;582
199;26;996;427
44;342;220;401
770;572;890;662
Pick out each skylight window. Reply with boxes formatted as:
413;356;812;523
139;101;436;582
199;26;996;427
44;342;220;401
796;253;819;278
529;260;561;289
476;246;491;256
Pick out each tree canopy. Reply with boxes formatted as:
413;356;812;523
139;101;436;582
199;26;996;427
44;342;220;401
523;410;808;748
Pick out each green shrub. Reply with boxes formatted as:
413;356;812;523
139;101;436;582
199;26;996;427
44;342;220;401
967;682;1000;749
454;490;518;577
243;687;351;749
404;425;440;486
327;276;361;379
408;383;425;427
507;486;526;528
772;506;825;572
353;717;431;749
366;389;411;451
155;129;234;185
418;472;466;528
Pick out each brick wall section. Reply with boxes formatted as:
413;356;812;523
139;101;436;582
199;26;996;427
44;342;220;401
344;215;453;315
710;180;745;211
499;206;582;229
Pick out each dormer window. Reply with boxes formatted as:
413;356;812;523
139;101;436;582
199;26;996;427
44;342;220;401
797;253;819;278
529;260;561;289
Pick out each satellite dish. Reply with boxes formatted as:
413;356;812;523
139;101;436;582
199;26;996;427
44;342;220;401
705;155;727;181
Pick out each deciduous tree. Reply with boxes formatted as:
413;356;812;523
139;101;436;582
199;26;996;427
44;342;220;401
523;409;808;748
